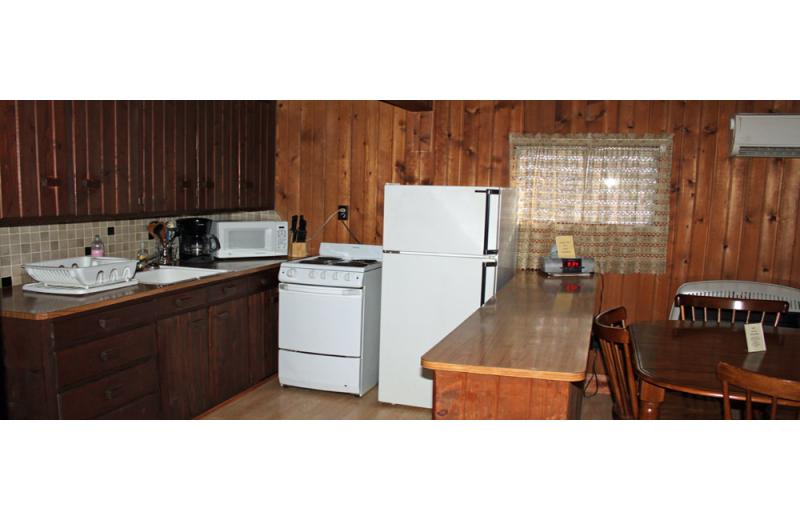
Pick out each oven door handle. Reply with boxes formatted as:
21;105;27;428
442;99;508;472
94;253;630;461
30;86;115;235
279;283;362;297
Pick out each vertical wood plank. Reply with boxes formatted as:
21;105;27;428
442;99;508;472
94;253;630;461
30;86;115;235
309;100;326;255
446;100;464;186
432;371;465;420
461;101;480;186
490;100;511;188
349;101;367;244
375;101;395;244
116;100;130;215
101;101;117;215
463;373;498;420
323;101;341;245
0;100;20;219
496;376;531;419
432;100;450;186
364;101;380;244
704;101;737;280
337;101;353;244
16;101;40;217
128;101;144;213
36;100;57;217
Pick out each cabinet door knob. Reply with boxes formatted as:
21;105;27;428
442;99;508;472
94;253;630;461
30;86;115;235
175;296;193;307
104;385;125;400
98;317;121;330
223;286;237;295
100;348;122;362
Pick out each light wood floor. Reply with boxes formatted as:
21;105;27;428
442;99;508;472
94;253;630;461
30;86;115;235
199;375;617;420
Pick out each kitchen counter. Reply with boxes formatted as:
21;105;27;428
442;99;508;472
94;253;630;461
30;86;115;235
0;258;286;320
420;270;597;419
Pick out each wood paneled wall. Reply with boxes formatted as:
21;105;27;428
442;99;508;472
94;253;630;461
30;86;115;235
274;100;800;323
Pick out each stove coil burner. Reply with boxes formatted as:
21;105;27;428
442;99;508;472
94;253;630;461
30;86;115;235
298;257;341;265
334;260;379;267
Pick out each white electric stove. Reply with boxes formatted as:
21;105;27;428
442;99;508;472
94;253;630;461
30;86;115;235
277;243;383;396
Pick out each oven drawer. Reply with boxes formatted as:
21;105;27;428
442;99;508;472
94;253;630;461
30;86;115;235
278;350;363;395
278;283;365;357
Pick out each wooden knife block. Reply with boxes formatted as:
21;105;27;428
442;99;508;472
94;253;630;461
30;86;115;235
289;241;307;259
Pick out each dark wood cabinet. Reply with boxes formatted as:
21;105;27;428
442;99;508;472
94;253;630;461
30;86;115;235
158;308;211;421
248;270;280;384
207;276;252;405
0;100;276;225
1;266;280;419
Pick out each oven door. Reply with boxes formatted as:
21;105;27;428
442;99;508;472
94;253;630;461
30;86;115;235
278;283;365;357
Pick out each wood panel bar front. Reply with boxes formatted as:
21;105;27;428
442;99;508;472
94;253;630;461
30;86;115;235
422;271;597;420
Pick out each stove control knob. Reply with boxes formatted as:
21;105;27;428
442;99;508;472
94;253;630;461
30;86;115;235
344;273;351;282
287;269;297;278
332;272;339;280
309;270;316;279
320;271;327;279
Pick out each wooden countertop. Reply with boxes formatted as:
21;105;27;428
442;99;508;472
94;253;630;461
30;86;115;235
421;271;597;382
0;258;285;320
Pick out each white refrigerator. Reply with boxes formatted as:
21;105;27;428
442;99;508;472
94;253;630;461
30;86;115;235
378;185;519;408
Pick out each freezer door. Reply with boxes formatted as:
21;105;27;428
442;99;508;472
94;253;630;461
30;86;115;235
378;253;497;409
383;185;501;256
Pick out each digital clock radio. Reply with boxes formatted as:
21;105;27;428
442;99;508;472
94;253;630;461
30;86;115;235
541;257;595;275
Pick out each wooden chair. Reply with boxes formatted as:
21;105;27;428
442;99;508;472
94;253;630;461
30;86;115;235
674;294;789;327
716;362;800;419
593;307;638;420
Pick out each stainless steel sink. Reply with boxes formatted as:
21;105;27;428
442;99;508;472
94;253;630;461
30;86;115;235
134;266;229;286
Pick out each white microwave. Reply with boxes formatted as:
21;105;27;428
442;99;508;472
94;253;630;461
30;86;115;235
211;221;289;259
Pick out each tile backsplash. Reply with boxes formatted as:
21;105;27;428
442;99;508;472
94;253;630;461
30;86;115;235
0;210;283;287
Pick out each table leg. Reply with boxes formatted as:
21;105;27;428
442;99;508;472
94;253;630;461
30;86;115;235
638;381;665;420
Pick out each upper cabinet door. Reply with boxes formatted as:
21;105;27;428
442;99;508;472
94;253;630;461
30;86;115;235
0;100;276;225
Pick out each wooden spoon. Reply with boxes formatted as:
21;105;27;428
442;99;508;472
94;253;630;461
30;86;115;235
147;222;165;246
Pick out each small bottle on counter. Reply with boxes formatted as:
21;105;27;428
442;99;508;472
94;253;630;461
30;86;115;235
91;235;105;257
137;242;149;261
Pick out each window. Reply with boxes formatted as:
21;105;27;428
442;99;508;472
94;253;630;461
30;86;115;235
510;133;673;274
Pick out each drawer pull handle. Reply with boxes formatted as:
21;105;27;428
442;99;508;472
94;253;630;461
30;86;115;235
215;311;230;320
190;318;205;329
98;318;121;330
223;286;238;295
175;296;193;307
104;385;124;400
100;348;121;362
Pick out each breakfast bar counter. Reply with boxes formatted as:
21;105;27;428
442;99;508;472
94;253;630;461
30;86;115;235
421;270;597;419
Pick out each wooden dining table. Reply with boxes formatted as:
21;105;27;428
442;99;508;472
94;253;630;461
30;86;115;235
629;320;800;419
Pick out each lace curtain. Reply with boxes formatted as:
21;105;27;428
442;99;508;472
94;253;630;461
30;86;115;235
510;133;673;274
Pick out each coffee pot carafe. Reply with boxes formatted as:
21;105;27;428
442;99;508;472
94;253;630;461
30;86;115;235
176;218;220;263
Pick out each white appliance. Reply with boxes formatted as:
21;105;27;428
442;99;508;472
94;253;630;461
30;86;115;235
729;114;800;157
278;243;383;396
211;220;289;258
378;184;519;408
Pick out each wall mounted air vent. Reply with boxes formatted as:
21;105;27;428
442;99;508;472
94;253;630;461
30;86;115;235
729;114;800;158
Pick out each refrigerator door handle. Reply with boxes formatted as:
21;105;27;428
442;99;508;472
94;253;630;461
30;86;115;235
475;189;500;255
480;261;498;306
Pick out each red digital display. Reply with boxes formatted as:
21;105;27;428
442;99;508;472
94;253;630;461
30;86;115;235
564;260;581;268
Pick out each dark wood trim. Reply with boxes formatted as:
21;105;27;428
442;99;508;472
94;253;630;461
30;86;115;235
381;100;433;112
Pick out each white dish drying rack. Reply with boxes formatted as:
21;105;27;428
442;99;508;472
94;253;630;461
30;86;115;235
23;256;138;290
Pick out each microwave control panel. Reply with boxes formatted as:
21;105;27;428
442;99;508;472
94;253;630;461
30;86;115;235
277;224;288;250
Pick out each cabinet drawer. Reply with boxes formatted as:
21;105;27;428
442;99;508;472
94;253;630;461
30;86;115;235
58;358;159;419
208;277;249;304
95;393;160;420
53;300;154;347
55;325;157;388
155;287;208;316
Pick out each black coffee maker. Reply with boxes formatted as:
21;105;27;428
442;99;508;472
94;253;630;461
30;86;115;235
176;218;220;263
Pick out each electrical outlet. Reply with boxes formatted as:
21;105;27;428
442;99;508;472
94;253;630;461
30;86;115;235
338;205;349;221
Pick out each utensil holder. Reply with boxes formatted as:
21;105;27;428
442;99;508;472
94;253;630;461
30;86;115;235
289;242;307;259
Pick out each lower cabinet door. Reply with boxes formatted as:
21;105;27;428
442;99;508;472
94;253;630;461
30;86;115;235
209;297;250;406
158;309;211;420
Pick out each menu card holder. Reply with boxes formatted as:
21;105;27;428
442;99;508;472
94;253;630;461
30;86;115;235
744;323;767;353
